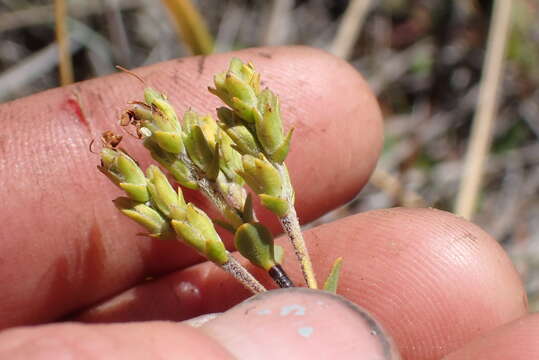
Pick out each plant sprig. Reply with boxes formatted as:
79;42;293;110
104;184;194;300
209;59;317;288
97;58;342;295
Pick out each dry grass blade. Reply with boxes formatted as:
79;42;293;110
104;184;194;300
329;0;373;59
455;0;513;220
0;1;143;33
330;0;428;208
261;0;294;46
370;168;427;208
103;0;132;68
54;0;74;85
159;0;213;55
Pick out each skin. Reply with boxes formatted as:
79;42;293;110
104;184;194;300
0;46;535;359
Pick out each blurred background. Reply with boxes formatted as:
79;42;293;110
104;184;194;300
0;0;537;308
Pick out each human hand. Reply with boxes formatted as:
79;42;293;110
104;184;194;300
0;47;535;359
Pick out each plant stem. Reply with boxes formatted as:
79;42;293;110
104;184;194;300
280;206;318;289
221;255;267;294
179;152;244;217
268;264;294;288
275;163;318;289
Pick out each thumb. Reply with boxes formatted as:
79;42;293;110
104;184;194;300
197;288;400;359
0;289;398;359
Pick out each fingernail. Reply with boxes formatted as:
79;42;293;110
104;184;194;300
183;313;221;328
199;288;400;359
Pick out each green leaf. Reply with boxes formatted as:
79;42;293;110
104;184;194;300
269;128;294;164
234;222;277;271
323;257;343;293
242;193;255;222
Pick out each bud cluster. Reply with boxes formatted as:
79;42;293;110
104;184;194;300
98;59;342;294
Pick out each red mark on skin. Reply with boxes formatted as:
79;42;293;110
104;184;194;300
62;97;90;133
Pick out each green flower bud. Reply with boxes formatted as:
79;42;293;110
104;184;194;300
217;107;260;157
98;148;149;202
259;194;289;217
144;139;198;189
185;204;217;240
114;197;169;237
254;89;284;155
138;88;183;154
183;125;215;174
238;155;282;197
183;111;231;181
225;72;257;108
151;130;184;154
234;222;279;271
227;58;244;77
209;59;262;123
143;88;180;131
171;220;200;246
183;111;219;147
171;203;228;265
143;87;164;105
228;58;260;94
146;165;186;218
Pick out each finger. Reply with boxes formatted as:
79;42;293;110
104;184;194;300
200;288;399;359
77;208;527;360
0;289;399;359
0;46;382;329
0;322;234;359
443;313;539;360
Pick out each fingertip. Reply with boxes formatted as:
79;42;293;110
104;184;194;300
443;314;539;360
299;207;527;359
200;288;400;360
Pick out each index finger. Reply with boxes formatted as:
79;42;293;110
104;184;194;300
0;46;382;328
